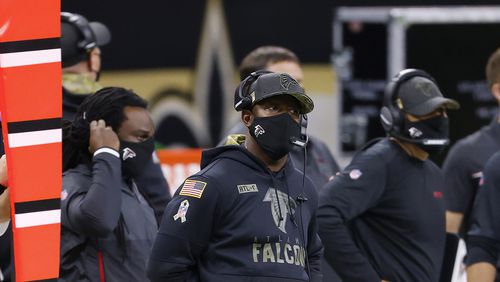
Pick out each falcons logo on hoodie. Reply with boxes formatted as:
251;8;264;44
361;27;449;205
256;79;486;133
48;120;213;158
263;188;297;234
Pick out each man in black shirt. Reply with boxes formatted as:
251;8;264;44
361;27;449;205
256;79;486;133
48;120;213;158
318;69;459;281
465;151;500;281
442;48;500;280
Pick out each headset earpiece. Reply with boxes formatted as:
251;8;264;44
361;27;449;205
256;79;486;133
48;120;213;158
379;106;393;132
234;70;273;111
290;114;309;148
380;69;435;136
61;12;97;52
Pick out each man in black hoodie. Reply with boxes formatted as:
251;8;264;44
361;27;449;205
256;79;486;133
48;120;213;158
148;72;323;282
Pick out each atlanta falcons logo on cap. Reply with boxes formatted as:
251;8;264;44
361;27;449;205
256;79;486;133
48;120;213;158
122;147;136;160
280;74;299;90
254;124;265;138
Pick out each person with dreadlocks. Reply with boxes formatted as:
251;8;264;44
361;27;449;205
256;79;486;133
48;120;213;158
60;87;157;281
61;12;170;224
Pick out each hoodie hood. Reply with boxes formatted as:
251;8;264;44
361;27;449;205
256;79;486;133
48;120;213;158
201;145;270;175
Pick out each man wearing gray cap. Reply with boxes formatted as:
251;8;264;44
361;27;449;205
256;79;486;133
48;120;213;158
318;69;459;282
148;72;323;282
61;12;111;119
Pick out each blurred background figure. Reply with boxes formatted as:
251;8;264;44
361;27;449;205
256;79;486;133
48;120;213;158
61;11;111;119
61;12;171;223
465;150;500;282
442;47;500;280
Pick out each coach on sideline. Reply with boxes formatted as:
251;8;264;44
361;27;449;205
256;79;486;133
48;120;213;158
318;69;459;281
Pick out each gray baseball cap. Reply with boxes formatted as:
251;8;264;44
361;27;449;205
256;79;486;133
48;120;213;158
397;76;459;115
61;12;111;68
235;72;314;114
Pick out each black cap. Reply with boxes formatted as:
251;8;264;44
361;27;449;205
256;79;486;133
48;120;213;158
234;72;314;114
397;76;459;115
61;12;111;68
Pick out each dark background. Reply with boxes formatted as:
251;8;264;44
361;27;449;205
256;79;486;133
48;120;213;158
62;1;500;69
61;1;500;156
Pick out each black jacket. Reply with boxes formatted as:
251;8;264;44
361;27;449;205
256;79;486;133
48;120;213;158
63;87;171;223
60;152;157;281
318;138;446;282
442;118;500;237
148;144;323;282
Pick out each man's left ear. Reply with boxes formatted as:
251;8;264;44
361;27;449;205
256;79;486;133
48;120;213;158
241;110;254;127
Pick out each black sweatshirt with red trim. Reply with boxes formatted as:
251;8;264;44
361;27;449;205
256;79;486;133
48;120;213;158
318;138;446;282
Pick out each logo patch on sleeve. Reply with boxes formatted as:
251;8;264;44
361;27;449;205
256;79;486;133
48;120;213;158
173;199;189;223
237;184;258;194
179;179;207;198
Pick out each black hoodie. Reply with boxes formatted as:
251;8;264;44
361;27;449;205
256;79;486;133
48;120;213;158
148;145;323;282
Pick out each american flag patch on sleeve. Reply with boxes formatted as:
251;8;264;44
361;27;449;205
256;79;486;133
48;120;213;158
179;179;207;198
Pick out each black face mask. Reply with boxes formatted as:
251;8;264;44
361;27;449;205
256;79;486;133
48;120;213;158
119;138;155;178
403;115;449;155
249;113;302;160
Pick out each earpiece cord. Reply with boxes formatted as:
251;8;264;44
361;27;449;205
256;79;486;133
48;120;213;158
298;143;311;279
297;114;311;279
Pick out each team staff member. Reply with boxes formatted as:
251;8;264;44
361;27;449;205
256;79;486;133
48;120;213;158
61;12;170;222
148;72;323;281
318;69;459;281
466;151;500;281
442;48;500;279
61;87;157;281
443;48;500;234
220;46;340;190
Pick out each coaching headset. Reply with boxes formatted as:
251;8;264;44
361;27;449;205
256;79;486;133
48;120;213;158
379;68;450;146
234;70;309;148
61;12;98;52
61;12;111;69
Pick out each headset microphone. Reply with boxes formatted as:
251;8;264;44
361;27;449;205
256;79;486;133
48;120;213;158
422;139;449;145
290;114;309;148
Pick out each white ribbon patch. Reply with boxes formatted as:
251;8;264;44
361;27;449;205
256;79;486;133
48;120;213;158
173;199;189;223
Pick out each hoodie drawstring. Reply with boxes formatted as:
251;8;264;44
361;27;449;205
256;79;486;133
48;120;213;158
271;177;284;222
